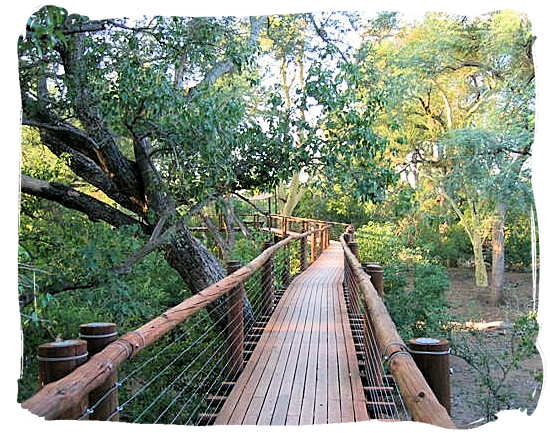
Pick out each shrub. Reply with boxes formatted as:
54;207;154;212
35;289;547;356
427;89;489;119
384;263;451;340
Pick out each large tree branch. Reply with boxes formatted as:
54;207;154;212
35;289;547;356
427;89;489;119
233;191;269;215
200;213;230;259
130;132;175;219
19;279;98;309
21;174;147;230
23;115;103;166
308;14;349;63
35;127;146;215
225;196;250;237
53;33;145;200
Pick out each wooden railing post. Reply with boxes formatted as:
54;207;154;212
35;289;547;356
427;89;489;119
348;241;359;259
38;339;88;419
408;338;451;415
317;223;323;256
311;224;317;261
226;260;245;378
364;263;384;297
282;217;288;237
261;241;274;312
300;222;308;271
79;322;119;421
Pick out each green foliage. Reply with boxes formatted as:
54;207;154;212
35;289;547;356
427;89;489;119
385;264;451;340
353;220;452;340
354;222;403;265
505;210;536;270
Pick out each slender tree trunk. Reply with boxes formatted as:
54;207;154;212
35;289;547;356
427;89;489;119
281;172;305;216
490;201;507;305
472;231;488;287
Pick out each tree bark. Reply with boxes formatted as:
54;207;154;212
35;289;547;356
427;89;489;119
20;175;145;230
164;224;254;324
472;231;488;287
490;201;507;305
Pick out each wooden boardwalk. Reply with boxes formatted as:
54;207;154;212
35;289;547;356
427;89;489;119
214;241;369;425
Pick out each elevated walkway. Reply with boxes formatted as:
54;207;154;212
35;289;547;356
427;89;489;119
215;242;369;425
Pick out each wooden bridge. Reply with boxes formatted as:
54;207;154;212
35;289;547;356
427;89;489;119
21;215;454;428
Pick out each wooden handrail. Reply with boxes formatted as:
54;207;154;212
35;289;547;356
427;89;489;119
269;213;348;227
22;228;324;419
340;235;455;428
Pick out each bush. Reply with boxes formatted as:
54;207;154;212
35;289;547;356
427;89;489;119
384;262;407;292
384;263;451;340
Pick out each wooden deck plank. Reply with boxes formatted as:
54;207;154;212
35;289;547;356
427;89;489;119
243;271;313;424
256;269;318;424
216;242;369;425
231;272;309;425
284;267;323;425
214;272;307;424
277;268;323;425
327;261;343;423
299;267;324;425
313;260;329;424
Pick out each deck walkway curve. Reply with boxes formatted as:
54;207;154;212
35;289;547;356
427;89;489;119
214;241;369;425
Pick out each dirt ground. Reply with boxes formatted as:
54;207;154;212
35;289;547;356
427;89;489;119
445;269;543;428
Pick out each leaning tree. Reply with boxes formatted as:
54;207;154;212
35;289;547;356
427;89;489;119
18;7;304;314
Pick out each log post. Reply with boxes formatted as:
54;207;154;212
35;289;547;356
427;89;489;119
226;261;245;378
311;224;317;261
79;322;119;421
300;222;308;272
261;241;274;313
408;338;451;415
282;217;287;237
364;263;384;297
38;339;89;419
348;241;359;259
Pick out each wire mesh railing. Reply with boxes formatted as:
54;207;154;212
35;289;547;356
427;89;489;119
343;251;408;421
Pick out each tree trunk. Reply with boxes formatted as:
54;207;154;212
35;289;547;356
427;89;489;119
164;224;254;325
281;172;304;216
472;232;488;287
490;201;507;305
